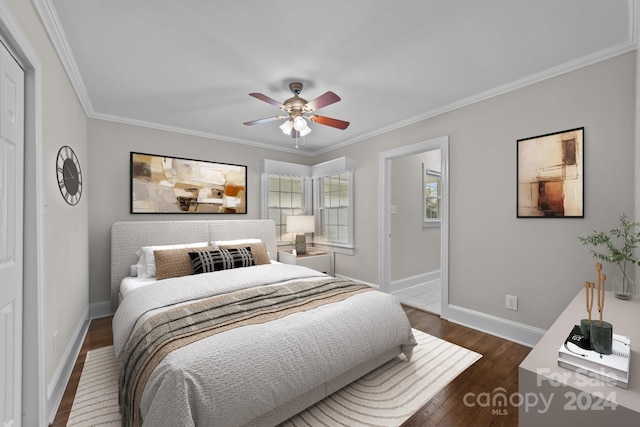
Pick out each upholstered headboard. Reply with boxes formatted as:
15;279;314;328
110;219;277;310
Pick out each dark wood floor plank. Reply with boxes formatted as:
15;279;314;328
50;307;530;426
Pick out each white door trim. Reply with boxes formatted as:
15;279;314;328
379;136;449;319
0;37;25;427
0;1;46;426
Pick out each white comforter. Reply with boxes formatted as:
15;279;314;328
113;263;416;427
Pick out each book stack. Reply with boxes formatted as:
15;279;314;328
558;329;631;389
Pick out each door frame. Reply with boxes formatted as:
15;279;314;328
0;2;46;425
378;136;449;318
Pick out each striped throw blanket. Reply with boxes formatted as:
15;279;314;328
118;277;371;427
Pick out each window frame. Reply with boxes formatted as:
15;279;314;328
423;164;442;228
312;171;354;252
261;157;354;253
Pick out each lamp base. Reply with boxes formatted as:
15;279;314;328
295;234;307;255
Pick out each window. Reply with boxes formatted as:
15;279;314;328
261;157;353;252
423;166;441;226
266;174;306;243
315;171;353;249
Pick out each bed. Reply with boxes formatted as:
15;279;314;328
111;220;416;427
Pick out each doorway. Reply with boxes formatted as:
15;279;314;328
390;149;441;313
378;136;449;318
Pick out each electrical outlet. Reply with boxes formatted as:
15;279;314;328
53;331;59;355
506;295;518;311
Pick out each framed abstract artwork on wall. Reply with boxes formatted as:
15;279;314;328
517;127;584;218
130;152;247;214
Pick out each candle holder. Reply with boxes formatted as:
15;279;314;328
590;321;613;355
589;264;613;355
579;319;591;341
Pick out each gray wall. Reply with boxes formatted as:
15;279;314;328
87;119;312;304
314;52;636;330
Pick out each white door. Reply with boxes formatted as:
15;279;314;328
0;41;25;427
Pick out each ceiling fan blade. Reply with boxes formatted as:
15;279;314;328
243;116;284;126
249;93;285;109
309;115;350;130
304;91;340;112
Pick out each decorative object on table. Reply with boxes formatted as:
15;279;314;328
580;280;595;339
578;213;640;300
558;265;631;389
286;215;315;255
590;266;613;355
130;152;247;214
516;127;583;218
56;145;83;205
558;326;631;389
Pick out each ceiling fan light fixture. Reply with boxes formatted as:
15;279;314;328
293;116;308;132
280;120;293;135
245;82;349;146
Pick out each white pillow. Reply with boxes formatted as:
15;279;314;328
211;238;261;249
135;242;208;277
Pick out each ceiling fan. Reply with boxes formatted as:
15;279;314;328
243;82;349;144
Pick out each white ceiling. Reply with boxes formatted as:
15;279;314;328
37;0;634;155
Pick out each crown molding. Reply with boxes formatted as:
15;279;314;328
32;0;637;158
317;39;637;157
89;111;316;156
31;0;94;114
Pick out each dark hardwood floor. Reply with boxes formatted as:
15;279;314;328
51;307;530;427
401;306;531;426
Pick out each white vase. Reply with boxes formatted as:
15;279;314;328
612;273;634;300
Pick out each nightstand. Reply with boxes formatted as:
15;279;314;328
278;249;334;276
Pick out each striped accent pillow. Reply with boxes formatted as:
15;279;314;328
188;247;255;274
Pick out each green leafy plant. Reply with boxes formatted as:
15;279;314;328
578;213;640;295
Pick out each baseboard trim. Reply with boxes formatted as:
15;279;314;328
46;302;115;423
337;275;544;347
389;271;440;294
336;274;380;290
90;300;113;319
447;304;545;348
46;306;90;423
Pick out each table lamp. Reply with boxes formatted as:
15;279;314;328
287;215;314;255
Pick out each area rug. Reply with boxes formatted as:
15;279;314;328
67;329;481;426
66;346;121;426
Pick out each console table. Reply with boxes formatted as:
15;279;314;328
519;290;639;425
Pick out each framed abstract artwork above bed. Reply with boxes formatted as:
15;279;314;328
517;127;584;218
130;152;247;214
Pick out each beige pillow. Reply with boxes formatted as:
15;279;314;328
154;246;214;280
218;241;271;265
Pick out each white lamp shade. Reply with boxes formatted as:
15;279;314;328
293;116;308;131
280;120;293;135
298;126;311;136
286;215;315;233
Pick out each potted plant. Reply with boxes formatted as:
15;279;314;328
578;213;640;300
